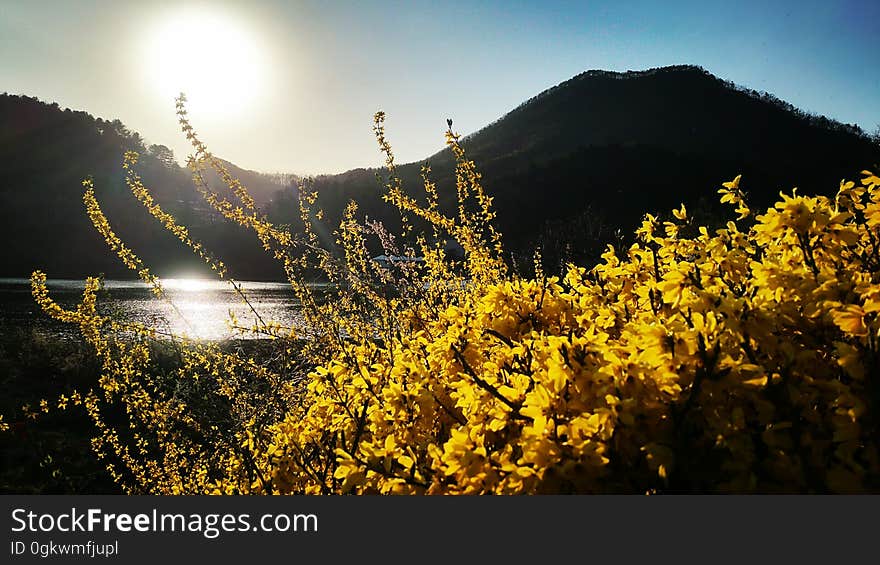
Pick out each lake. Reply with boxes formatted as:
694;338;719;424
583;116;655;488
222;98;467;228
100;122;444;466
0;278;307;341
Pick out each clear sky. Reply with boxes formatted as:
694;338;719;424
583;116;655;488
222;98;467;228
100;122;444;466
2;0;878;175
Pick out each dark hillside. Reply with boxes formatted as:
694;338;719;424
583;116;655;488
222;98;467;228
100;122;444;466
0;95;288;280
3;65;877;278
298;65;878;270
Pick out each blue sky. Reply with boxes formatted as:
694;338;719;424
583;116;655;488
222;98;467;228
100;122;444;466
2;0;877;174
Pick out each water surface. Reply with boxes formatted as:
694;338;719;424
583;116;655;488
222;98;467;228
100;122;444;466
0;278;307;341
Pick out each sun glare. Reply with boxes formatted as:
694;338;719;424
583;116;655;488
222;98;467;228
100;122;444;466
160;278;213;292
145;10;266;116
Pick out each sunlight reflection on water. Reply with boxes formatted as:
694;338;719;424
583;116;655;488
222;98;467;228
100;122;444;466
0;278;313;341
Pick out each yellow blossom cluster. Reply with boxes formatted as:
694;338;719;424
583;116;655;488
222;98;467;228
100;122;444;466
262;169;880;494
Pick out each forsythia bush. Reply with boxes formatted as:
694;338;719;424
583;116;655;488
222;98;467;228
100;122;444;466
18;97;880;493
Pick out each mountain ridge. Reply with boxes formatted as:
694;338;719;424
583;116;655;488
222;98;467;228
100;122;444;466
323;64;871;178
293;64;877;270
2;65;878;278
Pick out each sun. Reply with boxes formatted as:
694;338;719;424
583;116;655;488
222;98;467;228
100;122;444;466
145;10;266;117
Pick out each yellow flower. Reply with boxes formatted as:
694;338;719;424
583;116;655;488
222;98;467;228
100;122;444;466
832;306;869;337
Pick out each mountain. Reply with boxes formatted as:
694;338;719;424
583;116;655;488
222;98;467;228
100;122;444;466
0;94;291;280
291;65;879;271
2;66;878;280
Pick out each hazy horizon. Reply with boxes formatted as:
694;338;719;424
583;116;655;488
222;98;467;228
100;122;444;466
2;0;878;175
